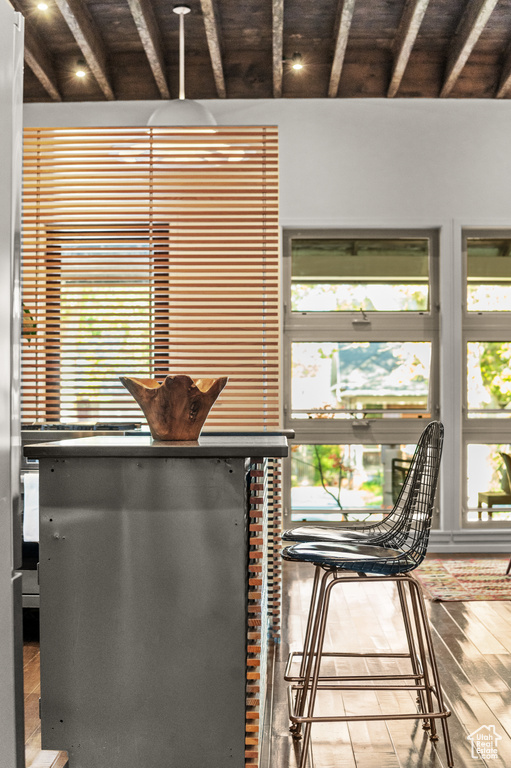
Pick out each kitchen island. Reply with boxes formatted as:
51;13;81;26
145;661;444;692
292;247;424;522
24;435;288;768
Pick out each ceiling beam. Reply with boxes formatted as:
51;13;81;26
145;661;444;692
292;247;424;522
388;0;430;98
22;27;62;101
496;40;511;98
127;0;170;99
53;0;115;100
328;0;356;98
272;0;284;98
24;30;62;102
200;0;226;98
440;0;498;98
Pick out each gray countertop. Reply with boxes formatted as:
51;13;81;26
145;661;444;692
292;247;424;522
24;434;289;459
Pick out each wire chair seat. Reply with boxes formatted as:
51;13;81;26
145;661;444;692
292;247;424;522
282;540;414;575
282;419;440;549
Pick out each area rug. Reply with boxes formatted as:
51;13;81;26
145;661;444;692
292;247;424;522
414;559;511;601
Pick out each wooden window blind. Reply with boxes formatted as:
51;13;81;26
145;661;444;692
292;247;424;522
22;127;280;428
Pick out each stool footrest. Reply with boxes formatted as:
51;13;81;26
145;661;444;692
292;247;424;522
287;673;424;683
287;686;451;725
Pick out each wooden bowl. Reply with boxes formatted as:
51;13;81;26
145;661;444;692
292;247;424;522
119;374;228;441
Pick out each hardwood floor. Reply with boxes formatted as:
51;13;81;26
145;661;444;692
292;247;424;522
23;613;67;768
24;555;511;768
269;557;511;768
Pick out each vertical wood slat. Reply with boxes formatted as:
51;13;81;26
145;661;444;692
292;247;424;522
21;126;280;429
247;459;268;767
268;458;283;638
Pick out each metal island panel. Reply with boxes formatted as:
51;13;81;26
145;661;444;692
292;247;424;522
26;436;288;768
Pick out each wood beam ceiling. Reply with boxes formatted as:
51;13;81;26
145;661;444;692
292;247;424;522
200;0;226;98
272;0;284;99
127;0;170;99
328;0;356;98
440;0;499;98
388;0;430;98
18;0;511;103
53;0;115;100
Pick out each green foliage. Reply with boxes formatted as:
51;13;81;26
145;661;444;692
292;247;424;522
22;303;36;341
479;342;511;408
360;478;383;504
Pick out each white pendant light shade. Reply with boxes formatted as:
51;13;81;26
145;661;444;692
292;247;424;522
148;98;216;126
147;4;216;127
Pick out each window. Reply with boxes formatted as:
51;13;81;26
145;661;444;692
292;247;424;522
463;230;511;526
467;237;511;312
291;341;433;420
290;441;417;522
283;229;439;524
291;237;430;313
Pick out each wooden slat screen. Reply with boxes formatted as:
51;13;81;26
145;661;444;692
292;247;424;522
21;127;280;427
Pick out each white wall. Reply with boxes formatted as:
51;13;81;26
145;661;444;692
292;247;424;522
24;98;511;549
24;98;511;223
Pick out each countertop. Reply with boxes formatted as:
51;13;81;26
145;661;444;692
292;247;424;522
24;434;289;459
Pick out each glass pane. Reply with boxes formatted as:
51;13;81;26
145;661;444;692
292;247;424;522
290;442;416;521
467;444;511;521
467;238;511;311
60;283;151;422
467;342;511;417
56;237;151;423
291;238;429;312
292;341;431;418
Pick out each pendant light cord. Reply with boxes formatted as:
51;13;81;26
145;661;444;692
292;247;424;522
179;10;185;100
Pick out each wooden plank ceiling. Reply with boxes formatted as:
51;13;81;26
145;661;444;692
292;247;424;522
15;0;511;102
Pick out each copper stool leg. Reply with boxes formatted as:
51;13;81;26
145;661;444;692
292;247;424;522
406;576;439;740
287;566;322;736
292;568;333;739
408;574;454;768
297;573;337;768
396;579;430;731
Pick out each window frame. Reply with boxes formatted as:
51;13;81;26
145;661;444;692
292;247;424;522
462;228;511;528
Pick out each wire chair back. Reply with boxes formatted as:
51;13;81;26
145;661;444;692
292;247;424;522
340;420;444;574
343;421;444;552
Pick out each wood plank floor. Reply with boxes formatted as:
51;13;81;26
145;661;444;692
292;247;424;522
268;556;511;768
24;555;511;768
23;611;67;768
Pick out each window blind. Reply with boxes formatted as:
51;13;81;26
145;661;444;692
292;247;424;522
21;127;280;428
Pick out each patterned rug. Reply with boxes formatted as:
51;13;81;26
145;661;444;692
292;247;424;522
415;559;511;601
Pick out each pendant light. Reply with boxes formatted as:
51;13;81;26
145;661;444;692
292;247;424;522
147;5;216;127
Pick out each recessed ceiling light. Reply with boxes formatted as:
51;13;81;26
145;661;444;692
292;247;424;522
291;53;303;71
75;60;87;78
37;2;48;9
283;52;304;72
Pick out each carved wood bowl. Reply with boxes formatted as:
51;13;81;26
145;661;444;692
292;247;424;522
119;374;228;441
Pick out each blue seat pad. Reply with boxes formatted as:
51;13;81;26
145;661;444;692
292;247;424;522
282;540;405;568
282;525;370;543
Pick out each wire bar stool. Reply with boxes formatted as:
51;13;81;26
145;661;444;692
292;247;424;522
283;420;444;711
282;422;454;768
